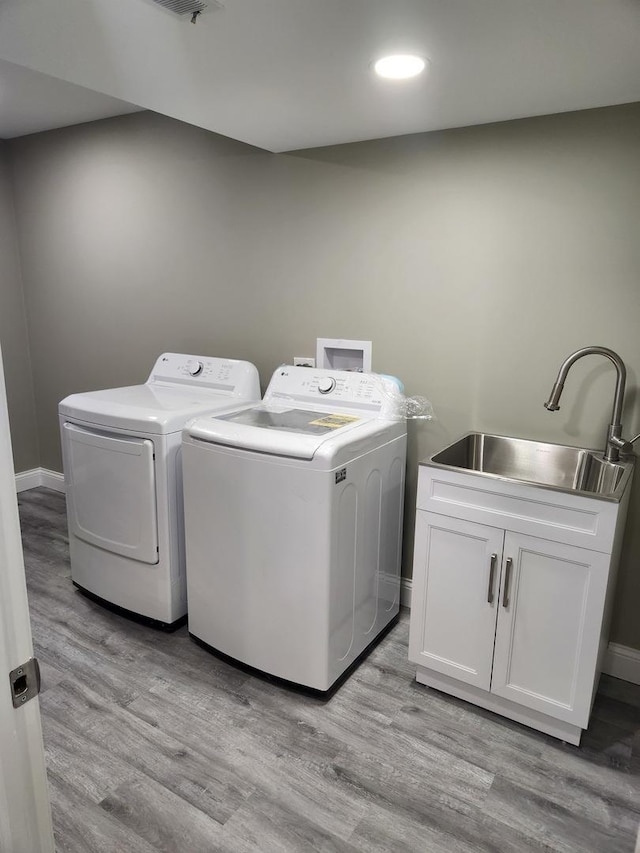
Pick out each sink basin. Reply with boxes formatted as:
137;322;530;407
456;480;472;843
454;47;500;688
429;432;634;501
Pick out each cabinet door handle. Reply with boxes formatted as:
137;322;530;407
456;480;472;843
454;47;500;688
487;553;497;603
502;557;513;608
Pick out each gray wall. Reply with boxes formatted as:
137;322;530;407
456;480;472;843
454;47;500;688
0;143;39;472
8;104;640;649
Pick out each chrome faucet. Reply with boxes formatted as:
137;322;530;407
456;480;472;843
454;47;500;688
544;346;636;463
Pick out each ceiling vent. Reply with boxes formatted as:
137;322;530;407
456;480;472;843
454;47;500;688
149;0;220;17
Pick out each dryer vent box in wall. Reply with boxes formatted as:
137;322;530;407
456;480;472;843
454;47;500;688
316;339;372;373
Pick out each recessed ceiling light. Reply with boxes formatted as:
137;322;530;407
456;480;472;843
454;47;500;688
374;54;427;80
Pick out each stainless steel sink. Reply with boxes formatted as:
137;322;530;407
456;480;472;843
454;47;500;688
429;432;634;501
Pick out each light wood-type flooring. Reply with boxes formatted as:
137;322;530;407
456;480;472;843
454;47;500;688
19;487;640;852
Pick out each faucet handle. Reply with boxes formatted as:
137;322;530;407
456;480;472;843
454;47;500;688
609;435;634;455
619;433;640;455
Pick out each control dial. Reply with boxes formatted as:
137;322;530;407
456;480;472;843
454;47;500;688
186;359;204;377
318;377;336;394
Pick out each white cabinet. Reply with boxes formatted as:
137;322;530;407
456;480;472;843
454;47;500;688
491;532;609;725
410;513;503;691
408;463;631;745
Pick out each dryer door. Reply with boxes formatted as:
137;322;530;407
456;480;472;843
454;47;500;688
62;422;159;564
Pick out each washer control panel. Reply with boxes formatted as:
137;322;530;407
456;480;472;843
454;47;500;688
147;353;260;398
265;365;395;412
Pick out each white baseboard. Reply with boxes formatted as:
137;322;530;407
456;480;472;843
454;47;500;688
41;469;65;491
15;468;43;492
400;577;640;685
15;468;65;494
603;643;640;686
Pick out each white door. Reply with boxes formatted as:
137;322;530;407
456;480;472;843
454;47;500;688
0;346;55;853
408;512;504;690
491;531;610;727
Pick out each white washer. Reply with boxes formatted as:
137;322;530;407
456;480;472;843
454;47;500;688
182;365;407;693
59;353;260;630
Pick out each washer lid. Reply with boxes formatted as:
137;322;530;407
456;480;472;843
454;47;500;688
59;384;248;434
186;404;369;459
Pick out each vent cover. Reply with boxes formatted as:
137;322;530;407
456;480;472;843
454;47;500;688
150;0;209;16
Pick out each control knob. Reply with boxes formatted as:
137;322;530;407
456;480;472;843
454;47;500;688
318;377;336;394
186;359;204;377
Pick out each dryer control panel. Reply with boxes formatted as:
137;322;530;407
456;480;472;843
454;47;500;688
147;353;261;399
265;365;398;414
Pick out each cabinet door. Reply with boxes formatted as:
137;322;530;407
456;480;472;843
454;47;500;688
409;512;504;690
491;532;609;727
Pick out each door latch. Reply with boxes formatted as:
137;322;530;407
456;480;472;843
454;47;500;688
9;657;41;708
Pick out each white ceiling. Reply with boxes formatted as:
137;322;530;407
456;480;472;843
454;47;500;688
0;58;140;140
1;0;640;151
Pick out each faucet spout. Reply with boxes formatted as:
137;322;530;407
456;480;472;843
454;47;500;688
544;346;628;463
544;385;563;412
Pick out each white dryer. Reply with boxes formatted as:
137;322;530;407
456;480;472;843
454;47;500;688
59;353;260;629
182;365;407;693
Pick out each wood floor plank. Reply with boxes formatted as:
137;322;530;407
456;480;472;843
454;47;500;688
48;771;157;853
39;678;134;736
126;692;364;844
29;613;158;706
483;774;637;853
99;776;226;853
348;800;545;853
233;660;410;759
84;693;253;825
117;627;252;697
42;714;139;804
132;686;371;842
311;683;498;819
38;658;67;694
19;490;71;571
129;676;344;767
318;738;495;847
390;688;546;776
219;791;361;853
